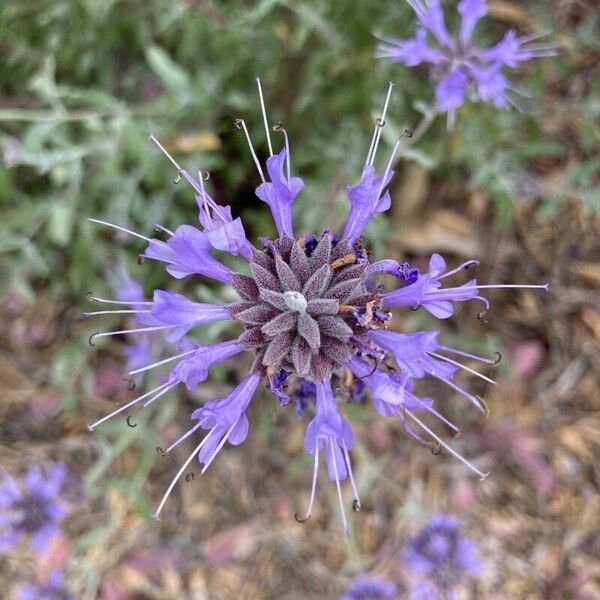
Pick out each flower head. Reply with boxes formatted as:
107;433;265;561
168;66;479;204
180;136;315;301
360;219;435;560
86;79;547;528
341;574;398;600
0;464;68;552
404;514;481;598
377;0;557;126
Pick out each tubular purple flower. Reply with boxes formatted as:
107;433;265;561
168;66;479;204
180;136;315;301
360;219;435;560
342;165;393;243
458;0;487;42
300;378;357;533
381;254;482;318
166;340;243;391
143;225;232;283
255;148;305;238
197;198;253;259
150;290;231;341
375;29;443;66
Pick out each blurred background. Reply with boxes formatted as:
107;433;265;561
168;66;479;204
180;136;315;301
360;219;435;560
0;0;598;598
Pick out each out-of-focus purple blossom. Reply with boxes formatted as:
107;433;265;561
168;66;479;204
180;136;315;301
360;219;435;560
403;513;481;599
377;0;557;126
0;464;68;552
341;574;398;600
15;569;74;600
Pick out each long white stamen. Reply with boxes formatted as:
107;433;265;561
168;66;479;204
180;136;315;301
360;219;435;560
237;119;266;183
430;352;497;385
366;82;394;167
329;437;349;535
415;398;460;433
141;381;178;408
438;345;497;365
256;77;273;157
342;442;361;509
404;409;489;480
153;434;213;520
149;134;203;195
87;381;171;431
374;139;401;201
436;260;480;280
474;283;549;291
128;349;196;376
303;447;320;521
198;174;229;225
200;421;238;474
89;324;174;344
84;309;152;316
87;218;153;243
435;375;487;413
87;296;152;306
161;421;205;456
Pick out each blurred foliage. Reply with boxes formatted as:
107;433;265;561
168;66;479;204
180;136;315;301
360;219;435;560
2;0;595;305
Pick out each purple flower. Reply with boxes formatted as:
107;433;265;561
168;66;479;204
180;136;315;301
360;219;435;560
197;193;254;260
343;165;393;244
255;148;304;238
86;79;548;527
377;0;557;125
150;290;231;342
299;378;358;533
15;569;74;600
0;464;68;552
341;574;398;600
143;225;232;283
404;514;481;598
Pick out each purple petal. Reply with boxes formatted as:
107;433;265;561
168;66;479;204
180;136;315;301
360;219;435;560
435;69;468;112
458;0;487;42
343;165;393;243
255;148;304;238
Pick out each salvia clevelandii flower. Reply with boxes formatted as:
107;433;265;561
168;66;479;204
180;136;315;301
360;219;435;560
0;464;68;552
86;78;548;532
15;569;74;600
376;0;557;128
403;513;481;600
341;575;398;600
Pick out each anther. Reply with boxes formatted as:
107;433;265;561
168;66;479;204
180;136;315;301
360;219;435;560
477;310;489;324
185;472;195;482
493;351;502;365
126;414;137;428
122;377;136;391
137;255;145;265
330;254;357;270
431;443;442;456
233;118;243;130
475;396;491;419
402;129;413;138
410;304;420;311
376;117;385;127
352;499;361;512
272;121;283;131
88;333;98;347
87;291;98;303
198;169;210;181
173;172;181;185
155;446;165;456
294;513;311;523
